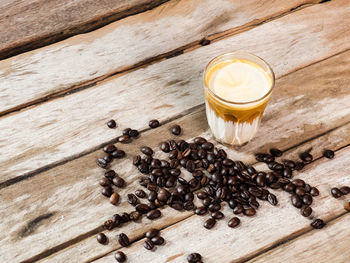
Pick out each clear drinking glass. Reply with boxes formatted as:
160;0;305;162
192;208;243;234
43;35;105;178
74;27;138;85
203;51;275;146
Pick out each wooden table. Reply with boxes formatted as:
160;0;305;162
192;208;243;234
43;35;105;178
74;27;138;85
1;0;350;262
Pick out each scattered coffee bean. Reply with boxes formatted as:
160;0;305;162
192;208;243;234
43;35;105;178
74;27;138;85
114;251;126;262
203;218;216;229
291;194;302;208
99;177;111;187
283;160;296;169
107;119;116;128
101;187;113;197
267;193;278;206
311;218;325;229
301;205;312;217
136;204;151;214
339;186;350;195
118;233;130;247
211;211;224;219
171;125;182;136
299;151;313;163
158;188;171;202
323;149;334;159
129;211;141;221
331;187;343;198
187;253;202;263
144;238;154;250
304;184;311;193
295;187;306;196
129;129;139;138
151;235;165;245
97;233;107;244
147;209;162;220
195;206;208;216
97;158;108;168
310;187;319;196
244;207;256;217
233;205;244;215
146;229;159;238
302;194;313;205
122;128;131;136
113;177;126;188
270;148;283;157
141;146;154;156
126;193;139;206
344;201;350;212
110;193;120;205
160;142;170;153
120;212;130;223
104;144;116;153
103;220;114;230
228;217;241;228
103;154;113;163
135;189;147;198
112;149;126;159
117;135;131;144
149;119;160;128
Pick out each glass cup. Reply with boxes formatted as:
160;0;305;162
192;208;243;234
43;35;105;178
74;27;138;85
203;51;275;146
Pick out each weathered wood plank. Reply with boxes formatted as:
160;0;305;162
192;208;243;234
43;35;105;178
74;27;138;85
1;0;350;184
249;213;350;263
0;0;169;60
92;146;350;263
2;49;350;262
0;0;324;115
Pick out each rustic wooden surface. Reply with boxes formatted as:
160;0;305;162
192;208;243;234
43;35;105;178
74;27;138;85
0;0;349;262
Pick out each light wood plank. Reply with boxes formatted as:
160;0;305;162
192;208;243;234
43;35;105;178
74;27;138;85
92;146;350;263
249;213;350;263
2;49;350;262
0;0;168;59
1;0;350;184
0;0;323;115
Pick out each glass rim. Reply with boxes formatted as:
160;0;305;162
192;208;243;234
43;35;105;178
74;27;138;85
203;51;275;105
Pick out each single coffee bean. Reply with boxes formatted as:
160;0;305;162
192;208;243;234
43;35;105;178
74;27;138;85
99;177;111;187
233;204;244;215
114;251;126;262
283;159;296;169
147;209;161;220
104;144;116;153
157;188;171;202
107;119;116;128
145;229;159;238
141;146;153;156
101;187;113;197
103;220;114;230
122;128;131;136
126;193;139;206
110;193;120;205
256;172;266;187
185;192;194;202
299;151;313;163
97;158;108;168
171;124;181;135
269;182;281;189
135;189;147;198
270;148;283;157
293;179;305;187
129;129;139;138
184;201;195;211
304;184;311;193
263;154;275;163
120;212;130;223
295;187;306;196
187;253;202;263
284;183;295;193
113;177;126;188
211;211;224;220
112;214;121;226
340;186;350;195
203;218;216;229
283;167;292;178
171;201;184;211
104;169;116;180
149;119;160;128
323;149;335;159
97;233;107;244
311;219;325;229
344;201;350;212
160;142;170;153
331;187;343;198
255;153;267;162
310;187;320;196
197;192;208;200
268;193;278;206
294;161;305;171
117;135;131;144
135;204;151;214
302;194;313;205
138;163;149;174
194;137;207;145
112;150;126;159
129;211;141;221
301;205;312;217
291;194;302;208
229;217;241;229
244;207;256;216
144;238;154;250
201;142;214;151
208;203;221;212
151;236;165;245
195;206;208;216
133;155;141;166
118;233;130;247
103;154;113;163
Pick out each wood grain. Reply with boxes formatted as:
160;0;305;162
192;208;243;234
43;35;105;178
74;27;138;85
0;0;322;115
92;146;350;263
249;213;350;263
0;0;169;60
1;0;350;185
2;50;350;261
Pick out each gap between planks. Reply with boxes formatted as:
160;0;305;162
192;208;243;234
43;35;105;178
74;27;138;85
0;0;324;118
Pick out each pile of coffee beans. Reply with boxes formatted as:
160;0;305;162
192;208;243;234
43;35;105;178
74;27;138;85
143;229;165;251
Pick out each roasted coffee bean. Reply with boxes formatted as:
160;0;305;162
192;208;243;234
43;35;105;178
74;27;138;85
114;251;126;262
104;144;116;153
228;199;237;209
291;194;302;208
151;236;165;245
302;194;313;205
112;214;121;226
99;177;111;187
122;128;131;136
112;150;126;159
97;158;108;168
255;153;267;162
300;151;313;163
129;129;139;138
126;194;139;206
187;253;202;263
171;201;184;210
283;159;296;169
101;187;113;197
146;229;160;239
197;192;208;200
301;205;312;217
228;217;241;228
141;146;153;156
129;211;141;221
203;218;216;229
283;167;292;178
284;183;295;193
117;135;131;144
110;193;120;205
294;162;304;171
211;211;224;220
176;184;188;195
146;190;156;202
265;172;276;184
113;176;126;188
293;179;305;187
168;140;177;150
135;189;147;198
202;197;212;207
268;193;278;206
138;163;149;174
149;119;160;128
263;154;275;163
186;160;196;172
240;190;251;199
107;119;116;128
222;158;234;167
323;149;334;159
184;201;195;210
248;186;262;197
331;187;343;198
170;168;181;177
171;124;181;135
143;238;154;250
295;187;306;196
201;142;214;151
194;137;207;145
304;184;311;193
160;142;170;153
195;206;208;216
208;203;221;212
269;182;281;189
177;177;188;186
233;204;244;215
97;233;108;244
103;220;114;230
103;154;113;163
120;212;130;223
135;204;151;214
311;219;325;229
147;209;161;220
160;159;170;168
278;178;290;185
185;192;194;202
169;150;178;160
340;186;350;195
260;189;269;201
270;148;283;157
104;169;116;180
118;233;130;247
158;188;171;202
344;201;350;212
244;207;256;216
256;172;266;187
132;155;141;166
247;165;257;176
310;187;319;196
